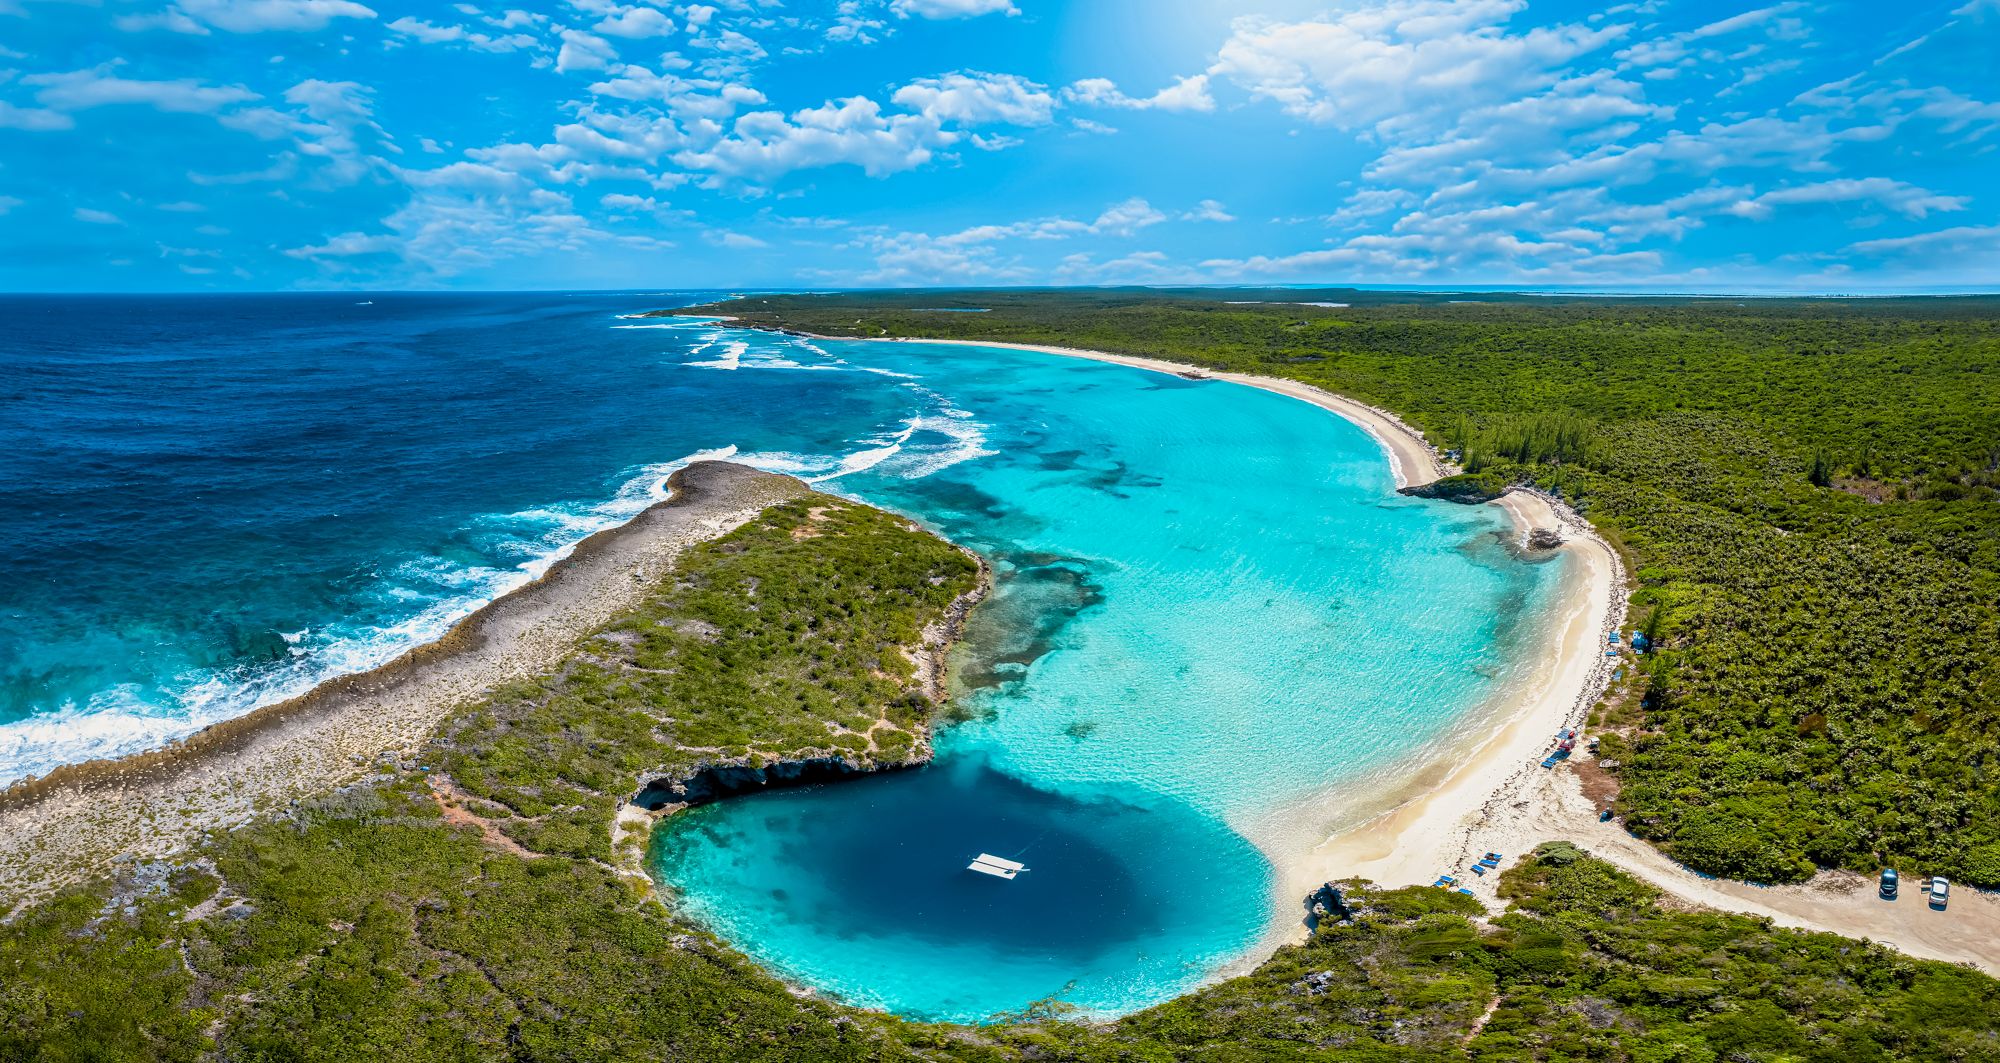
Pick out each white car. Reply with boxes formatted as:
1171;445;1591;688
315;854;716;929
1930;877;1950;910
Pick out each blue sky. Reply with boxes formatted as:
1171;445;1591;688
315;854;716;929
1;0;1996;291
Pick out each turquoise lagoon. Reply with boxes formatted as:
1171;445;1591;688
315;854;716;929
655;326;1565;1023
0;296;1560;1024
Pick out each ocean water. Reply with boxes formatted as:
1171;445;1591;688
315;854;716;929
0;293;1561;1023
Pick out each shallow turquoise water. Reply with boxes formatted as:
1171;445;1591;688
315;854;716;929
659;332;1564;1022
1;296;1559;1022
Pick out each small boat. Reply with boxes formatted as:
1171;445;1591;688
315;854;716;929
967;853;1028;880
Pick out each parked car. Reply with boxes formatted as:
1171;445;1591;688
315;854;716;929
1930;877;1950;910
1880;868;1898;899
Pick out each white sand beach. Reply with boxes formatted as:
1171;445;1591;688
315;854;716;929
886;337;2000;976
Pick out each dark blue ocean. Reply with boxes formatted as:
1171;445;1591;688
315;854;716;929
0;292;1562;1020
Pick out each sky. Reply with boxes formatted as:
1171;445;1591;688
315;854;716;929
1;0;1997;291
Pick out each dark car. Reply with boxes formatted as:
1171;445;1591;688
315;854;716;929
1881;868;1898;899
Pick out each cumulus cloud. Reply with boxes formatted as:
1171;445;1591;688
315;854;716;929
122;0;376;34
1090;197;1165;236
0;100;75;130
1847;223;2000;257
1063;75;1215;113
386;16;539;52
285;186;658;280
24;66;259;113
888;0;1017;19
675;96;947;180
673;71;1059;184
1726;179;1968;221
594;5;674;38
556;29;619;73
1196;0;2000;282
891;72;1057;126
1208;1;1625;130
705;229;767;249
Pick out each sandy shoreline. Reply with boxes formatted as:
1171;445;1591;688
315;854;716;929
869;335;2000;975
877;338;1454;491
874;338;1624;903
0;462;808;904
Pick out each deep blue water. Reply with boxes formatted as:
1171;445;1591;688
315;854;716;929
0;292;1562;1022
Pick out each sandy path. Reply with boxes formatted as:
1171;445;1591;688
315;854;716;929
875;336;2000;975
0;462;808;904
1472;754;2000;974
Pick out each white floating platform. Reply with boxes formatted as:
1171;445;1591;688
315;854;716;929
967;853;1028;879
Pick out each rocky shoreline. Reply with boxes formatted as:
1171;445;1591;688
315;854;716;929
0;462;812;904
630;546;989;813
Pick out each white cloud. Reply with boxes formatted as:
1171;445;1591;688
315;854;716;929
286;186;647;280
1182;199;1234;223
673;71;1057;184
1064;74;1215;113
891;72;1056;126
826;1;885;43
1055;250;1200;284
676;96;947;180
115;9;211;33
0;196;22;214
25;67;260;113
888;0;1017;19
706;229;767;248
208;78;387;182
556;29;619;72
74;207;125;224
1846;223;2000;256
595;6;674;38
1209;1;1625;131
1090;197;1165;236
386;16;539;51
125;0;377;34
1726;178;1968;220
0;100;75;130
601;192;663;211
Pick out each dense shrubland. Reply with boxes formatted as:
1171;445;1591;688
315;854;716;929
0;499;982;1060
689;290;2000;887
4;490;1997;1059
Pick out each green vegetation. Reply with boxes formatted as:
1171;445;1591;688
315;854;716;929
688;290;2000;888
1027;842;2000;1062
435;497;978;858
0;497;981;1061
5;491;1998;1060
